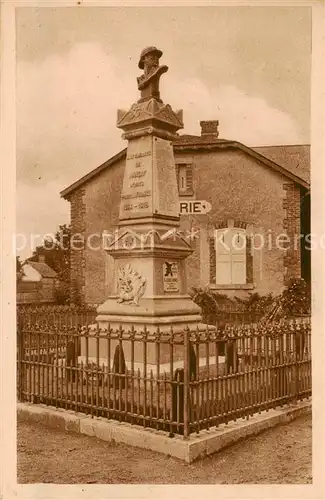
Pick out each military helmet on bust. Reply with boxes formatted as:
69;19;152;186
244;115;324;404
138;46;163;69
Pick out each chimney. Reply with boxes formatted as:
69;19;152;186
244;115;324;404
200;120;219;139
38;254;46;263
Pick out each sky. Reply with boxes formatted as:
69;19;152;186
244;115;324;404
16;6;311;259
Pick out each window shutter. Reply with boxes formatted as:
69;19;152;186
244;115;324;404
231;253;246;284
230;230;246;284
216;254;232;284
246;236;253;284
175;165;180;190
177;165;188;193
209;237;216;283
176;163;193;194
186;164;193;192
215;229;232;285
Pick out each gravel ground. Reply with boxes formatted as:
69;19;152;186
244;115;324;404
17;414;312;484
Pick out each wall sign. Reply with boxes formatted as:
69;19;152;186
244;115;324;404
163;262;179;292
179;200;212;215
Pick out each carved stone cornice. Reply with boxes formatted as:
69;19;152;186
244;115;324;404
117;98;183;138
103;226;193;260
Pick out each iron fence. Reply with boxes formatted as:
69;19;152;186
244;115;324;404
17;318;311;438
17;304;97;328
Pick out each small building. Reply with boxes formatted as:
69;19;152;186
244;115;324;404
61;120;310;306
17;255;59;305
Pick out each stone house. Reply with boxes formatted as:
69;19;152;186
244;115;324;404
61;120;310;306
17;255;59;304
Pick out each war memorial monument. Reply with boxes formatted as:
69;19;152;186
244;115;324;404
81;47;215;370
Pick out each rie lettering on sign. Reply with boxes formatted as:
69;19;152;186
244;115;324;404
179;200;212;215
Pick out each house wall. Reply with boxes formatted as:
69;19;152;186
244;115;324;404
300;191;311;282
67;148;302;305
69;157;125;305
17;278;57;304
177;149;301;297
17;281;40;304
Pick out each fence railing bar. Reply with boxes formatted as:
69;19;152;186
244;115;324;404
143;328;147;429
195;338;200;434
163;371;167;423
168;328;174;437
137;368;141;420
155;336;160;428
183;329;189;439
118;333;123;421
95;325;100;417
106;330;111;419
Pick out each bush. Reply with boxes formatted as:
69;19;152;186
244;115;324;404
280;278;311;316
191;280;311;324
234;292;274;314
54;280;70;305
191;287;238;324
191;288;271;325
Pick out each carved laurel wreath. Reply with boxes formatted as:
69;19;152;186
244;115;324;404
117;264;147;306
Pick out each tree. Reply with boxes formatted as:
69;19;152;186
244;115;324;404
29;224;70;275
16;256;25;282
28;224;71;304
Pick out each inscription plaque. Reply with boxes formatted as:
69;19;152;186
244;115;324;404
153;137;179;217
163;261;179;292
119;136;153;220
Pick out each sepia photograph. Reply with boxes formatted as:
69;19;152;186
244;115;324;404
1;1;324;494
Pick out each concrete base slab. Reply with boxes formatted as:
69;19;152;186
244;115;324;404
17;400;311;463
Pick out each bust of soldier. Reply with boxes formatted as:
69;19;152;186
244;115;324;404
137;46;168;102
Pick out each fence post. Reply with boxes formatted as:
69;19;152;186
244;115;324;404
293;321;299;404
183;327;190;439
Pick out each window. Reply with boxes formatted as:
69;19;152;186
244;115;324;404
178;165;187;193
176;163;193;195
210;227;253;287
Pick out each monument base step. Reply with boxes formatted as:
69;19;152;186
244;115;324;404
96;296;204;330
